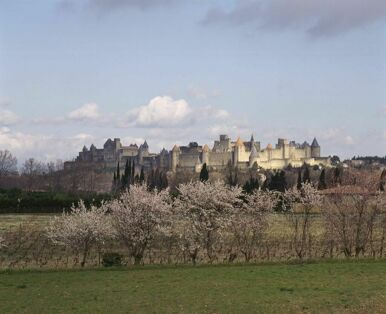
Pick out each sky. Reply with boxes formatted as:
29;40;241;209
0;0;385;163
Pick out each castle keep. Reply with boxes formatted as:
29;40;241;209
65;135;330;173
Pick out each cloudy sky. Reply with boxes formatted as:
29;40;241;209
0;0;385;163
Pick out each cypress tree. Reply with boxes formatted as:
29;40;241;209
116;162;121;190
318;169;327;190
243;176;259;194
131;160;135;184
279;170;287;192
302;165;310;184
297;169;302;190
154;168;160;188
199;163;209;182
333;167;341;186
147;169;155;190
380;169;386;191
122;159;130;188
160;171;168;190
139;167;145;184
269;171;286;193
112;171;117;191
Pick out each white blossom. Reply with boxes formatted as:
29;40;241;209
175;180;243;263
109;184;172;265
46;200;113;267
230;190;279;262
282;182;322;260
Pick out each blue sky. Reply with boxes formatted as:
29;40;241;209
0;0;385;162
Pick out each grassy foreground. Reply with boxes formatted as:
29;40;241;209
1;261;386;313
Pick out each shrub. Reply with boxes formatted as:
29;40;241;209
102;253;123;267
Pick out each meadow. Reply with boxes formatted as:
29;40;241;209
1;260;386;313
0;214;53;232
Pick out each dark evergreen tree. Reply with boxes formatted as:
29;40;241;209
333;167;342;186
116;162;120;182
330;155;341;166
154;168;160;188
243;176;260;194
318;169;327;190
112;171;117;191
159;171;169;190
139;167;145;184
268;170;286;192
199;163;209;182
121;159;130;188
116;162;121;190
380;169;386;191
226;161;235;186
302;165;310;184
131;160;135;184
147;169;155;190
279;170;287;192
297;168;302;190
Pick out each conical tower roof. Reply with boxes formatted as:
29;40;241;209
266;143;273;150
202;144;210;152
311;138;320;147
250;134;255;142
235;137;244;147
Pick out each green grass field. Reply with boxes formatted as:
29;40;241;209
0;214;54;232
1;261;386;313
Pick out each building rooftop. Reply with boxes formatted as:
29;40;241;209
311;138;320;147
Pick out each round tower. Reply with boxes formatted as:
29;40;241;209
302;141;311;158
138;145;144;165
266;143;273;160
234;137;244;167
171;145;180;172
202;144;210;166
311;138;321;158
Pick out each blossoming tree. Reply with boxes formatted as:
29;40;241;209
230;190;279;262
46;201;112;267
175;180;243;263
283;182;322;260
109;184;172;265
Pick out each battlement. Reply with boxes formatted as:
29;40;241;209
72;134;330;174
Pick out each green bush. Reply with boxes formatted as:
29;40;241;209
0;189;112;213
102;253;123;267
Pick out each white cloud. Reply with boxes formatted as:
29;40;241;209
0;109;21;125
0;127;97;162
309;128;356;147
123;96;193;128
344;135;355;145
68;103;100;120
120;96;232;129
0;100;21;125
201;105;230;120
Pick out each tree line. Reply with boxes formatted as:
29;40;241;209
112;160;168;192
35;181;385;268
